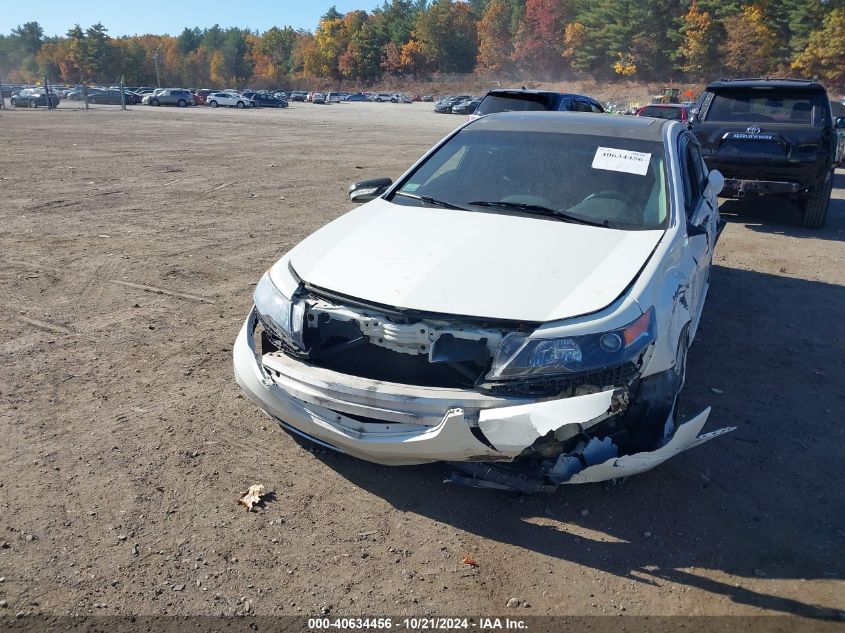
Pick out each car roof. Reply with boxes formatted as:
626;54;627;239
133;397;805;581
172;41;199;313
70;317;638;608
641;103;687;109
705;78;827;91
485;88;600;102
468;111;669;142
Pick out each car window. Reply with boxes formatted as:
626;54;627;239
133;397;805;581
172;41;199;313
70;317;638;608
640;106;684;120
681;141;704;217
590;103;604;114
393;129;668;230
476;94;549;116
572;100;593;113
705;89;826;125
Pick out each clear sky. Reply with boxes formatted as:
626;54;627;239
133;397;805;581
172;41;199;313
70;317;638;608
1;1;385;38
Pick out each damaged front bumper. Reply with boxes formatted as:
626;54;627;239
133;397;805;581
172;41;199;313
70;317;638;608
234;309;733;486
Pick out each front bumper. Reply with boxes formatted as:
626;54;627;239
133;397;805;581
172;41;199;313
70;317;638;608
234;309;734;484
233;310;622;466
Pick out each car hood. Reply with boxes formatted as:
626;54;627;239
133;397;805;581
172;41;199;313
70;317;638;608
281;198;663;323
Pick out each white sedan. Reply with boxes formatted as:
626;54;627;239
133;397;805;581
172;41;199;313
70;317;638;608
234;112;734;491
206;92;251;108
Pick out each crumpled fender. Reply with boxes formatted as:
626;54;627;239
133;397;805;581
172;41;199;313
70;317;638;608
562;407;735;484
477;390;618;457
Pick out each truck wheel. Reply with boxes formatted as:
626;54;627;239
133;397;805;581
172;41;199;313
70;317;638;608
800;172;833;229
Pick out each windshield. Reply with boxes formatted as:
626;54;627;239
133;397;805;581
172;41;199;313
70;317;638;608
391;129;668;230
706;89;827;125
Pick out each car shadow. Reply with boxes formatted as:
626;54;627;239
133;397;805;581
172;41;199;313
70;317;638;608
719;170;845;242
299;264;845;618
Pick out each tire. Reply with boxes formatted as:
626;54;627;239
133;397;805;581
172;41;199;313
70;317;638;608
236;101;245;109
151;98;160;106
30;99;37;108
177;99;186;107
209;101;218;108
800;172;833;229
277;102;285;108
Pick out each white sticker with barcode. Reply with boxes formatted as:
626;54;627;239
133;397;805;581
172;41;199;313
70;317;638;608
592;147;651;176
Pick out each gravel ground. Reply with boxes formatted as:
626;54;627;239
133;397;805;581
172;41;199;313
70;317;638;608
0;101;843;620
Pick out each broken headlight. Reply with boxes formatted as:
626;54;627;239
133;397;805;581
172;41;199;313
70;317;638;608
486;308;654;380
253;272;305;349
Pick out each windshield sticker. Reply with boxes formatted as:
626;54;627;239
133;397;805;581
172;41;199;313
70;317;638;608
592;147;651;176
404;183;421;192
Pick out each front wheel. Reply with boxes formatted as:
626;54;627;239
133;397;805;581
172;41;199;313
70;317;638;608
209;101;218;108
800;172;833;229
151;98;160;106
31;99;38;108
277;102;285;108
236;101;245;109
177;99;186;107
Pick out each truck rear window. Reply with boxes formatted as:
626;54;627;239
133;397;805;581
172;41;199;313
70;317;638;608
705;90;826;125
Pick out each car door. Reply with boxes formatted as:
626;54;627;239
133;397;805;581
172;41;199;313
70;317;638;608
679;134;717;338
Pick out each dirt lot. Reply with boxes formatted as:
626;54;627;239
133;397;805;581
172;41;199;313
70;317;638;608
0;101;843;621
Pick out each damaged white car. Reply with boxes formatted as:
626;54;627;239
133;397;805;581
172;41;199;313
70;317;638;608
234;112;735;492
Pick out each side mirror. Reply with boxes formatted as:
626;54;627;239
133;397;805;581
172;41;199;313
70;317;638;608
836;117;845;129
704;170;724;198
348;177;392;203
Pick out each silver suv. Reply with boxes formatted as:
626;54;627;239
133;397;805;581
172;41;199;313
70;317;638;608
148;89;195;107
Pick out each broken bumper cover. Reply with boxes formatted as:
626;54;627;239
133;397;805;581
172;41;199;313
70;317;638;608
721;178;804;197
234;310;733;481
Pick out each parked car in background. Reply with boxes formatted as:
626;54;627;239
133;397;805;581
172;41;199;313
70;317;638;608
689;78;838;228
312;92;326;104
10;88;60;108
434;95;472;113
250;93;288;108
636;103;691;121
206;92;251;108
343;92;368;102
473;89;604;120
422;95;434;102
194;89;215;105
289;91;307;102
830;100;845;167
65;87;104;101
372;93;393;103
452;97;483;115
145;88;195;107
325;92;342;104
88;89;138;105
234;111;731;491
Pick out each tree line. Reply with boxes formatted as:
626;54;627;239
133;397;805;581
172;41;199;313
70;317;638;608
1;0;843;90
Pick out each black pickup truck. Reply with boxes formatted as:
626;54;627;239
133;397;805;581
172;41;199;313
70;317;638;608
690;78;842;228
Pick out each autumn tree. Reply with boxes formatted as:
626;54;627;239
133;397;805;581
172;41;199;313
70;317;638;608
511;0;569;78
476;0;514;75
413;0;478;74
724;4;778;77
793;7;845;88
676;0;719;79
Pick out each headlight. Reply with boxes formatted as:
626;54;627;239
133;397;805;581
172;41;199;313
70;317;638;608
486;307;655;380
253;272;304;349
